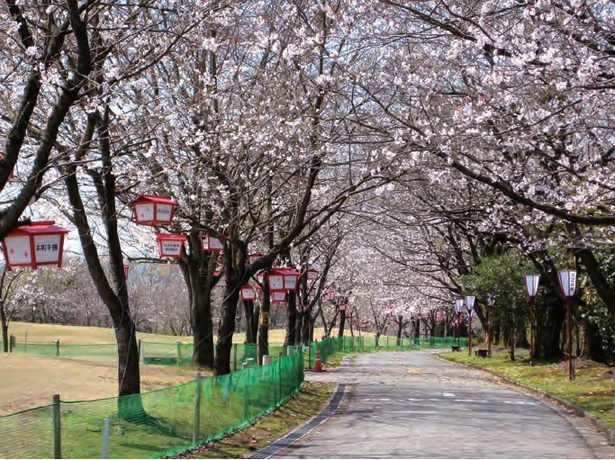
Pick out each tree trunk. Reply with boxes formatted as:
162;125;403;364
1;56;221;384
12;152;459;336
1;302;8;353
63;137;144;418
214;277;241;375
114;315;143;420
302;311;311;344
243;300;256;344
537;300;565;360
284;293;297;347
256;284;271;366
338;310;346;337
192;287;214;368
509;316;515;361
581;320;607;364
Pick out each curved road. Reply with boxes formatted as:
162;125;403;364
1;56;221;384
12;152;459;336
260;350;615;459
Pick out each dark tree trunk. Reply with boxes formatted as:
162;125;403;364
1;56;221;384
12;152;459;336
1;302;8;353
114;315;143;419
581;320;608;364
396;317;403;345
284;292;297;347
256;283;271;365
516;315;528;348
338;309;346;337
63;111;144;419
214;263;242;375
243;300;256;344
181;232;216;369
302;311;311;344
569;224;615;320
326;310;339;338
536;299;565;360
192;287;214;368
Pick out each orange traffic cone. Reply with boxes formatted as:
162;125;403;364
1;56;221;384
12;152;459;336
313;346;323;372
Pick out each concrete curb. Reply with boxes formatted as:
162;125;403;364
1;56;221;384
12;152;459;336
438;355;615;446
248;356;352;459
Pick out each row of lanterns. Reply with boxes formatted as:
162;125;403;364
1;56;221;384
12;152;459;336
0;194;181;270
0;194;318;311
131;196;315;302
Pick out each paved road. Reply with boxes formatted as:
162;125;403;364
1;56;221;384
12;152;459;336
263;350;615;459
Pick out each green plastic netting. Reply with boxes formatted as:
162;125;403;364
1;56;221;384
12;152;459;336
0;353;304;459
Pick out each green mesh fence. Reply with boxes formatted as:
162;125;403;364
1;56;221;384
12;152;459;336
0;353;304;459
307;335;467;368
7;339;287;369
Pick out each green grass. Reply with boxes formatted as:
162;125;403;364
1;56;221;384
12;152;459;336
172;381;335;459
441;347;615;428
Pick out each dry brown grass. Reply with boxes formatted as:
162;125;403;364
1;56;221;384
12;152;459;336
7;322;321;345
0;353;199;416
0;323;326;417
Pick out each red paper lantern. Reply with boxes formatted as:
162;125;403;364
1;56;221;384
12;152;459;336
155;233;186;258
240;285;257;301
123;263;130;277
339;303;347;311
1;221;69;270
130;195;178;226
271;291;287;304
306;268;320;281
266;267;300;292
201;234;224;252
323;290;337;301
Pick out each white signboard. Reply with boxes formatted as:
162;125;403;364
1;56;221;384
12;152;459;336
34;234;62;264
135;203;154;222
241;287;257;300
155;203;173;222
271;291;286;303
268;274;284;290
5;235;32;265
284;274;298;290
159;239;183;257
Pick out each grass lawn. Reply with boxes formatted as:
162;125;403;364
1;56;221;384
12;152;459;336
6;321;322;345
0;353;199;415
442;346;615;429
0;323;331;416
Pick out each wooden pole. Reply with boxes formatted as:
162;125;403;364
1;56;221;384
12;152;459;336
53;394;61;459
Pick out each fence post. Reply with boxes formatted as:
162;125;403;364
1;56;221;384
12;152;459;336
192;372;203;445
101;418;110;459
9;334;15;352
55;339;60;357
138;340;143;364
52;394;61;459
307;344;312;371
176;342;181;365
233;343;238;372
